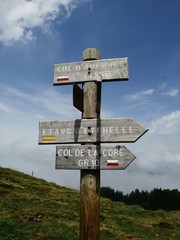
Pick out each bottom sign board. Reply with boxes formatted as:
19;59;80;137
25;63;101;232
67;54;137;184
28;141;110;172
56;145;135;170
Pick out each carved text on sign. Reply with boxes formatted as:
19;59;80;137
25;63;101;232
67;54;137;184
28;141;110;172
55;145;136;170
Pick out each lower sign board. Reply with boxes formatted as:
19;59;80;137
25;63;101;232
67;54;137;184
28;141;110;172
55;145;136;170
39;118;148;144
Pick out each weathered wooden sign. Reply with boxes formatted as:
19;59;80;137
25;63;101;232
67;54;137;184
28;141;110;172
54;57;128;85
39;118;148;144
56;145;135;170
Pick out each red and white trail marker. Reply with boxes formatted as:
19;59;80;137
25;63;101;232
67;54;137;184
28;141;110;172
57;75;69;82
107;160;119;167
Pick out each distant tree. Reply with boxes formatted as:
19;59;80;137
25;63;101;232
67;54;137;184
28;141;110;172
115;190;124;202
100;187;180;211
100;187;115;200
140;190;150;209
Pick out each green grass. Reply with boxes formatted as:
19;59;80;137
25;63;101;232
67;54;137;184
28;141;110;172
0;167;180;239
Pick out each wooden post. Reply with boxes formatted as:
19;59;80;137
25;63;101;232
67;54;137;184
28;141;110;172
80;48;101;240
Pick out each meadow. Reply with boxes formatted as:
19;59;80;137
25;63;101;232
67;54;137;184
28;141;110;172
0;167;180;240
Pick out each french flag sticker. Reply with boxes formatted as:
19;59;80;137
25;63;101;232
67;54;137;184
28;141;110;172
57;76;69;82
107;160;119;167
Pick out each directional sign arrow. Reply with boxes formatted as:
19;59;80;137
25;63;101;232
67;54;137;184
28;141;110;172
39;118;148;144
54;57;128;85
55;145;136;170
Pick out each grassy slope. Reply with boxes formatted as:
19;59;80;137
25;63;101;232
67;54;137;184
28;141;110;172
0;167;180;240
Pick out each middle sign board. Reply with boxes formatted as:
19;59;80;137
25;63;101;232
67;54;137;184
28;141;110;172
39;118;148;144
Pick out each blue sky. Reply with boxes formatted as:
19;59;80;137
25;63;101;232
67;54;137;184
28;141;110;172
0;0;180;193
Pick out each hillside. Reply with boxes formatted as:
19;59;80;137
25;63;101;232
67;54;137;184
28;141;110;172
0;167;180;240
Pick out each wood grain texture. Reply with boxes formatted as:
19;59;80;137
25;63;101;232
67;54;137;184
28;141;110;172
55;145;136;170
53;57;128;85
39;118;148;144
80;171;100;240
80;48;100;240
82;48;100;61
83;82;97;118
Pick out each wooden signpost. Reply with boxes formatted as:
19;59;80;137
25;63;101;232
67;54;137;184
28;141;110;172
38;48;148;240
56;145;135;170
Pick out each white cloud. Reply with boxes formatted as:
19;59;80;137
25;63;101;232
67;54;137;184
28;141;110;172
0;0;87;45
124;88;154;102
142;89;154;96
137;110;180;172
1;84;79;120
151;110;180;134
158;82;167;90
165;88;179;97
0;102;15;113
158;83;179;97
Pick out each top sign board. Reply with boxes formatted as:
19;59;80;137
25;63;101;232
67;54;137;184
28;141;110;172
54;57;128;85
